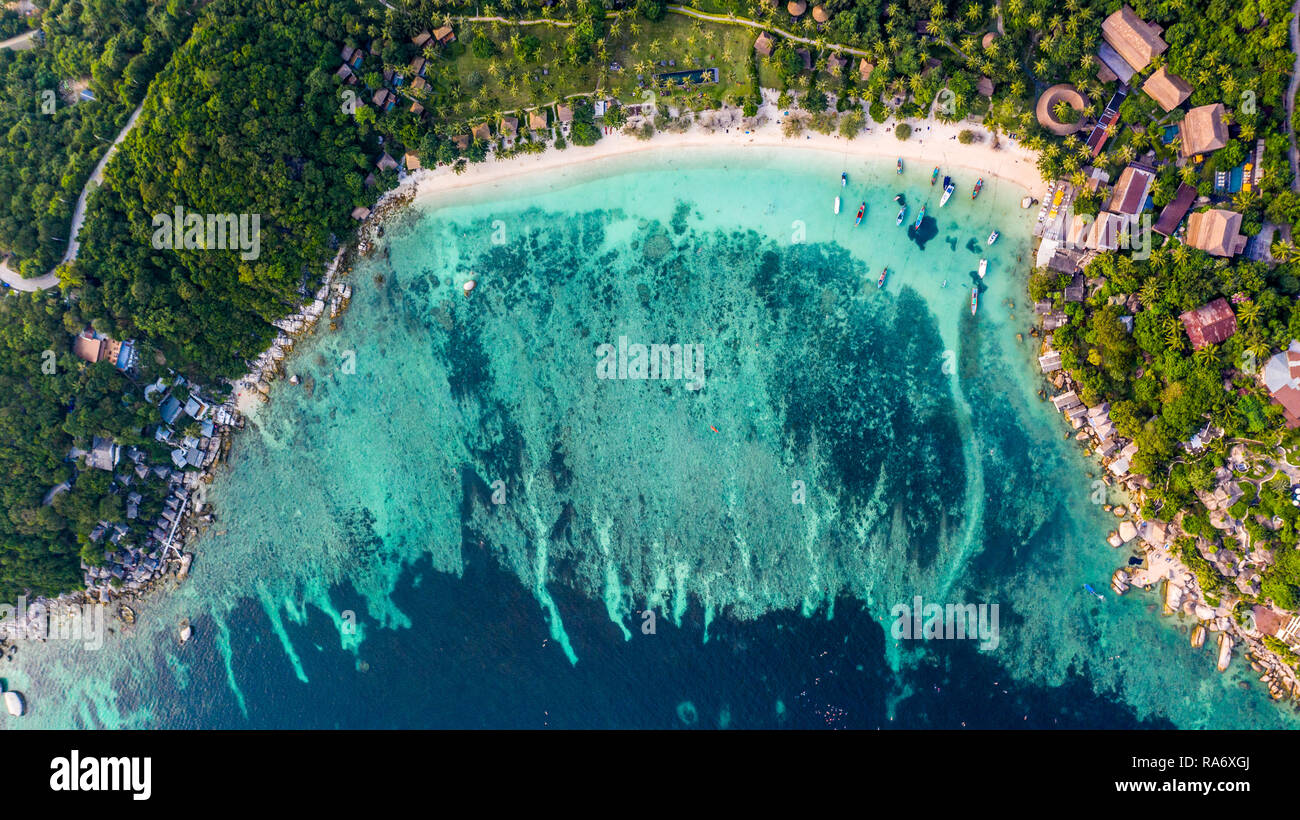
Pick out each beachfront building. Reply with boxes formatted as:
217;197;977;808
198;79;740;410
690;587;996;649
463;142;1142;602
471;122;492;144
1179;297;1238;350
1034;84;1088;136
1261;341;1300;427
1179;103;1228;158
1141;66;1192;112
1185;208;1246;257
528;109;549;134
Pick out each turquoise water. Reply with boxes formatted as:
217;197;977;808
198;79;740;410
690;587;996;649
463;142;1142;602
4;147;1295;728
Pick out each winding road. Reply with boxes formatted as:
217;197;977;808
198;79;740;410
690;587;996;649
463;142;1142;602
0;103;144;292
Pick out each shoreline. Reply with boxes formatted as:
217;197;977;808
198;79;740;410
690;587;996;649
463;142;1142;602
407;108;1046;210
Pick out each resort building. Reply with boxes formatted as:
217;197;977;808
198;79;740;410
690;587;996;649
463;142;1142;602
812;5;829;22
1101;6;1167;74
376;151;398;172
1141;66;1191;112
471;122;492;143
976;76;995;97
432;26;455;46
501;115;519;139
1185;208;1246;257
528;109;548;132
1261;341;1300;427
754;32;774;57
1105;164;1156;228
787;0;806;17
350;206;371;220
1179;297;1238;350
556;104;573;124
1034;84;1087;136
827;53;847;75
403;151;420;171
858;59;874;81
1152;182;1198;236
411;30;432;48
1179;103;1228;157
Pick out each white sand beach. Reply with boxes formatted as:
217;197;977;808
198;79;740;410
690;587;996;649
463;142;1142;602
409;110;1047;209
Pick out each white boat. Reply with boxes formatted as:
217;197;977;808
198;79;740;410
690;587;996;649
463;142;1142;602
4;690;25;717
834;196;841;214
978;259;987;279
987;230;999;245
1020;195;1035;209
939;182;955;207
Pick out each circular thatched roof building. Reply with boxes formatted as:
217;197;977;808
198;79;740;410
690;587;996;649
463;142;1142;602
1035;84;1088;136
981;32;998;49
788;0;807;16
812;4;829;21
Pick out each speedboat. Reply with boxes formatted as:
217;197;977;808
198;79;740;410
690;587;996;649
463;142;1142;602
855;202;865;225
841;172;847;187
1020;195;1035;209
896;206;906;225
978;259;987;279
940;182;955;207
913;203;926;229
972;178;984;199
987;230;999;245
931;167;940;185
834;196;841;214
970;286;978;316
877;268;888;289
896;158;903;174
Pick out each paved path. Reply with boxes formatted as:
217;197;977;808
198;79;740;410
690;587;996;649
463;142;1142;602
0;29;37;51
0;103;143;291
666;6;871;58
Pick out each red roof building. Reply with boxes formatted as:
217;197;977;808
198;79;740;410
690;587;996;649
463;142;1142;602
1179;297;1237;350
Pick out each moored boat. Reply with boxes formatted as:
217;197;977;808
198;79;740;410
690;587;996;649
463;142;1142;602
970;285;978;316
931;167;940;185
913;203;926;229
834;196;841;214
972;178;984;199
841;171;847;187
1083;583;1105;601
978;259;987;279
1020;195;1036;209
940;182;955;207
877;267;888;289
896;158;903;174
896;206;905;225
987;230;999;245
855;202;865;225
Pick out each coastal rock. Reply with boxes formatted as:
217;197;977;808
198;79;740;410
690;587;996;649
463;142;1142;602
1191;624;1206;648
1118;520;1137;542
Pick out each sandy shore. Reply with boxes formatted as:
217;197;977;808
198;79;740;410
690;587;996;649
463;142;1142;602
409;108;1047;209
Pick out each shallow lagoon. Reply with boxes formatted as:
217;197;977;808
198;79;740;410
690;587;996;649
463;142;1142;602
6;148;1295;729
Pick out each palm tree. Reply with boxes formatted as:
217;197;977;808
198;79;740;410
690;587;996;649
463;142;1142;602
1194;343;1220;368
1238;300;1261;327
1139;279;1160;308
